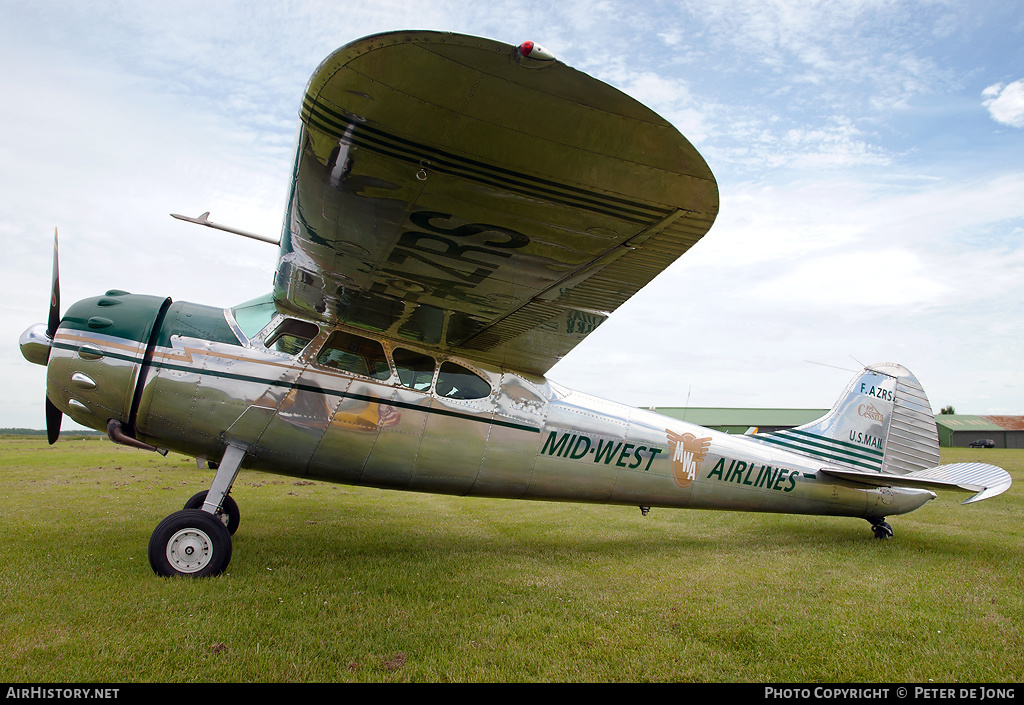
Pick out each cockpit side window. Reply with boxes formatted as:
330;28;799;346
265;318;320;356
231;293;278;340
392;348;435;391
436;361;491;400
316;331;391;380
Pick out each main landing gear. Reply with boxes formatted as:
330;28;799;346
868;517;894;540
148;444;245;578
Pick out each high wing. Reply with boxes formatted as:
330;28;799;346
273;30;718;375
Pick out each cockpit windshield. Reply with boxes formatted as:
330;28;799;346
230;293;278;340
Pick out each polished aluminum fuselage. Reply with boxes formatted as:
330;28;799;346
46;300;932;521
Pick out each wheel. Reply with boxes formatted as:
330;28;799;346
870;520;894;540
183;490;240;535
148;509;232;578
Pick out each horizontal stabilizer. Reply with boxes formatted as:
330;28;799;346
820;462;1011;504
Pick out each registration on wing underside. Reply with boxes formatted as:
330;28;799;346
275;31;718;374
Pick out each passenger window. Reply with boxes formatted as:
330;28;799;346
316;331;391;380
393;348;435;391
436;361;491;400
265;319;319;356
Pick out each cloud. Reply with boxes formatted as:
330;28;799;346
678;0;959;109
710;116;893;171
550;168;1024;412
982;80;1024;128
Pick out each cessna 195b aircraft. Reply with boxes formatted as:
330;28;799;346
20;31;1011;577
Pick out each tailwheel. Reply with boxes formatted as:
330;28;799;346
869;518;894;540
183;490;240;535
148;509;232;577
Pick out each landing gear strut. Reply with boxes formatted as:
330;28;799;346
183;490;240;535
868;517;894;540
148;443;246;577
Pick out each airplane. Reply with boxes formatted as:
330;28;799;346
19;30;1012;578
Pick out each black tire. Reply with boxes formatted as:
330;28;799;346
871;520;894;540
148;509;232;578
183;490;240;535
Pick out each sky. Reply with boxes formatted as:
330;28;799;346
2;0;1023;430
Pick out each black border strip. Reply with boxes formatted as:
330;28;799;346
302;97;674;225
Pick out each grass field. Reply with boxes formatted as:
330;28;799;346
1;436;1021;683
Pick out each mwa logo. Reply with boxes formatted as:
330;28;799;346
666;430;712;489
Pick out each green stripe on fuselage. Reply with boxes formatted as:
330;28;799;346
753;431;883;471
781;427;884;457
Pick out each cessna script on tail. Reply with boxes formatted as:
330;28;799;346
20;31;1011;577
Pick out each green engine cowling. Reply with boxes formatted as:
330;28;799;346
45;290;170;434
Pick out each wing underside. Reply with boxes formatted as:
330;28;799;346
273;30;718;374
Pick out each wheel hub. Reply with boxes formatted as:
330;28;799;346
166;528;213;573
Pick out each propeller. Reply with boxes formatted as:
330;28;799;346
45;397;62;445
45;229;62;445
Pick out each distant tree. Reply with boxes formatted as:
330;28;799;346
940;405;955;415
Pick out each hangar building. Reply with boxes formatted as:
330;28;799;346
654;407;827;435
934;415;1024;449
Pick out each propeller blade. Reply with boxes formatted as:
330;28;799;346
45;396;63;445
47;228;60;339
46;228;62;444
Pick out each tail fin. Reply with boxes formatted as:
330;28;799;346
755;363;1011;503
756;362;940;475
